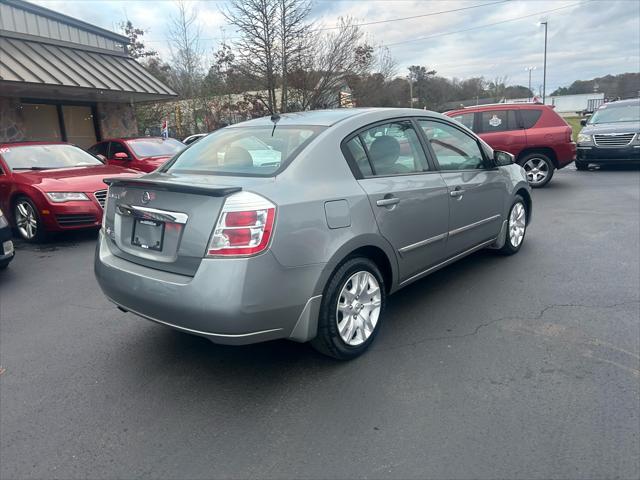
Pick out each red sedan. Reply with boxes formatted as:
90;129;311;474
0;142;139;242
88;137;185;173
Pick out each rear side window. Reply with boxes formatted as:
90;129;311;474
480;110;518;132
345;137;373;176
357;121;428;176
520;109;543;129
165;126;325;176
450;112;475;130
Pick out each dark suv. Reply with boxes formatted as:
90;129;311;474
576;98;640;170
445;104;576;187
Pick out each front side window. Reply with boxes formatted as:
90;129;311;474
357;121;427;176
450;112;475;130
165;126;324;176
1;144;103;170
126;138;185;158
89;142;109;158
108;142;130;158
418;120;485;171
480;110;518;133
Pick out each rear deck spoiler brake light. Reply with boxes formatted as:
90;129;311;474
103;177;242;197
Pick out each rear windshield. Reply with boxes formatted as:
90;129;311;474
164;125;325;176
127;138;185;158
588;103;640;124
1;144;103;170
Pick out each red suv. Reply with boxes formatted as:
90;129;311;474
445;104;576;187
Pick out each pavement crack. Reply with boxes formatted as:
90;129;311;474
380;300;639;352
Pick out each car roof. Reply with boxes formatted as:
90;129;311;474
600;98;640;108
99;136;174;142
228;108;448;128
447;103;548;114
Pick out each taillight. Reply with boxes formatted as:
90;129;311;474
206;191;276;257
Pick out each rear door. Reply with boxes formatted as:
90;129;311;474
344;119;450;282
417;118;506;256
477;109;527;156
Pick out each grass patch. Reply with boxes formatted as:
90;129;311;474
564;116;583;142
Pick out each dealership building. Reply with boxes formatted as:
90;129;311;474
0;0;176;148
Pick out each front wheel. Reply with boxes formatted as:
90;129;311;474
497;196;527;255
311;257;386;360
14;196;47;243
519;153;554;188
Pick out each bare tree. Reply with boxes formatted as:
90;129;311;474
224;0;279;113
278;0;311;112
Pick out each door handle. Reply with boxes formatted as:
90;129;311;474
450;188;465;198
376;197;400;207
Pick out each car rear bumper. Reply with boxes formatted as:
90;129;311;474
577;145;640;163
94;231;325;344
556;142;577;169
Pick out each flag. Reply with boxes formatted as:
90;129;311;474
161;119;168;139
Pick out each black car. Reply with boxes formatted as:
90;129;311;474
0;208;15;269
576;98;640;170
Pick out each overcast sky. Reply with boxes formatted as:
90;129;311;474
32;0;640;93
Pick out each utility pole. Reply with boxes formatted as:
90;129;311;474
539;21;548;104
525;66;536;101
408;78;414;108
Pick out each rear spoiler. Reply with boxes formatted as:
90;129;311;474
103;177;242;197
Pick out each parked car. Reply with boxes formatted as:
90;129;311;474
0;142;140;242
88;137;185;173
183;133;208;146
95;108;532;360
445;103;576;187
0;208;14;269
575;98;640;170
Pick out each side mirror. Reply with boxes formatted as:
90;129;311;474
113;152;129;160
494;150;514;166
580;119;587;127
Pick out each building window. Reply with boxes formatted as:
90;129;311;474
62;105;97;148
19;101;99;148
21;103;62;143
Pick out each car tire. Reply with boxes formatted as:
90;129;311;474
13;196;47;243
575;160;589;171
497;195;527;256
519;152;554;188
311;257;386;360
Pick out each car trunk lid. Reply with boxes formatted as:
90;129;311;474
102;173;268;276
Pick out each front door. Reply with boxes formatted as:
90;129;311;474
344;120;450;282
418;119;506;256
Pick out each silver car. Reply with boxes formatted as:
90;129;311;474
95;108;531;360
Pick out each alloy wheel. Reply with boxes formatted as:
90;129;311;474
15;200;38;240
336;271;382;346
523;157;550;186
509;202;526;248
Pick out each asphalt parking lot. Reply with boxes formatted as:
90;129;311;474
1;166;639;480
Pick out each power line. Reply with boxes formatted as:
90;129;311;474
383;1;589;47
314;0;509;31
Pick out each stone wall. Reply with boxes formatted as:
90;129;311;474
97;102;138;138
0;97;26;143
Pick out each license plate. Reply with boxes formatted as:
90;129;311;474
131;219;164;251
2;240;13;256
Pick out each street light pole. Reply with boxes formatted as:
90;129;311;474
540;21;548;104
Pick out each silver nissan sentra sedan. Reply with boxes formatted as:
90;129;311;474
95;108;531;360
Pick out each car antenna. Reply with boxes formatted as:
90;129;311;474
270;113;280;137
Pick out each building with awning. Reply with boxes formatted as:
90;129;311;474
0;0;176;148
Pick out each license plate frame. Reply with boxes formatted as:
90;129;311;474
131;219;165;252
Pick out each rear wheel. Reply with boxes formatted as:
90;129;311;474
497;196;527;255
519;153;554;188
575;160;589;171
311;257;386;360
14;196;47;243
